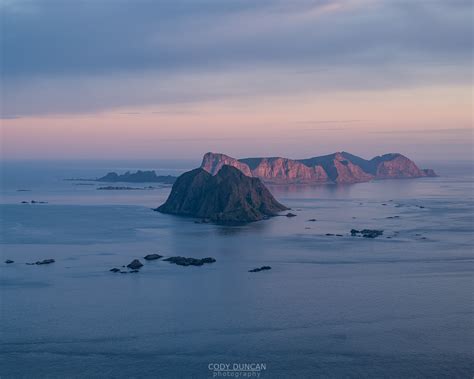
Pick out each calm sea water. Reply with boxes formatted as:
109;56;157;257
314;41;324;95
1;160;473;378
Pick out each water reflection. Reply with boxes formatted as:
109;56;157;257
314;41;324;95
268;183;355;199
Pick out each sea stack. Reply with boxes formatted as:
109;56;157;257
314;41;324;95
156;165;288;224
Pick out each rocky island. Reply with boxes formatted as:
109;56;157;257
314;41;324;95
97;170;176;184
156;165;288;224
201;152;437;184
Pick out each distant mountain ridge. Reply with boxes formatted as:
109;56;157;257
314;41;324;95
201;152;437;184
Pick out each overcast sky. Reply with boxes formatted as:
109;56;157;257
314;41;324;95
1;0;472;160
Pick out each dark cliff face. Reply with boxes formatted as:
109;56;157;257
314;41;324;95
156;165;288;224
201;152;437;184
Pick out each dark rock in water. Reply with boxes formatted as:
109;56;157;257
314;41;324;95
326;233;335;236
156;165;288;224
97;186;142;190
286;213;297;218
144;254;162;261
336;234;343;237
35;259;55;265
163;256;216;266
5;259;14;264
249;266;272;273
421;168;437;177
21;201;29;204
361;229;384;238
351;229;384;238
200;257;216;264
126;259;143;269
97;185;157;190
110;268;120;273
308;219;317;222
129;269;139;273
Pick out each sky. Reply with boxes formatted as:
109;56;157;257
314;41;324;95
1;0;473;161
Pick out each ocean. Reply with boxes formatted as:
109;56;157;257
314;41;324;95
0;160;473;378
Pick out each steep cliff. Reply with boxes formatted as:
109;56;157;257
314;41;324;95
299;152;373;183
201;152;253;176
240;157;328;184
156;165;288;224
371;154;431;179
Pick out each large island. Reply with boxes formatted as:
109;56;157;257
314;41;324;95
156;165;288;224
201;151;437;184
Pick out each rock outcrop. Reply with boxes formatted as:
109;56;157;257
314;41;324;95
144;254;162;261
249;266;272;273
351;229;384;238
126;259;144;269
37;259;55;265
156;165;288;224
421;169;437;177
200;152;436;184
163;256;216;266
31;259;55;265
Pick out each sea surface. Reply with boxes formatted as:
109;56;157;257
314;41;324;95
1;160;473;378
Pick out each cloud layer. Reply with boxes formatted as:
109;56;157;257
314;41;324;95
2;0;472;116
